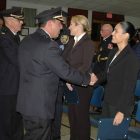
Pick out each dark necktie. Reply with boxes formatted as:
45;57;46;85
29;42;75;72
14;34;20;44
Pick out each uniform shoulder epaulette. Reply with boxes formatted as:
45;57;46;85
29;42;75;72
0;31;6;35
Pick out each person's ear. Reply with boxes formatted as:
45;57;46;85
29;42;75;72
125;32;130;40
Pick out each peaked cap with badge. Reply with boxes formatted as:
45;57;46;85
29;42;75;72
1;7;24;20
35;7;66;24
53;8;68;23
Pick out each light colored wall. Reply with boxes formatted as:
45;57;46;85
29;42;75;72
7;0;68;34
7;0;140;35
125;16;140;28
7;0;53;13
7;0;59;34
6;0;95;35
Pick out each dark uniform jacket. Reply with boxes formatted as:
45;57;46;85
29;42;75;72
93;35;113;74
0;27;20;95
16;29;90;120
98;45;140;116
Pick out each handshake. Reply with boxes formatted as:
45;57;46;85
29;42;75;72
89;73;98;86
66;73;98;91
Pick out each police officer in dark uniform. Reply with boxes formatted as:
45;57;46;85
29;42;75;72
0;7;24;140
0;16;4;29
93;24;114;75
91;24;114;113
52;10;70;140
16;7;95;140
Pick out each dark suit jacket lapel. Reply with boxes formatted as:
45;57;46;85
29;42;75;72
71;34;88;52
106;47;117;68
109;45;129;69
4;27;20;45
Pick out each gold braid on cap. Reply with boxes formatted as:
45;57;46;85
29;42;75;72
53;10;64;22
10;8;24;20
10;14;24;19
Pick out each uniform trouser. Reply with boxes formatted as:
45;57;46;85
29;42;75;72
68;86;92;140
52;84;64;140
0;95;24;140
23;116;53;140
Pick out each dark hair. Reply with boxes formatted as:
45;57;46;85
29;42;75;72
119;21;136;40
135;28;140;41
129;28;140;46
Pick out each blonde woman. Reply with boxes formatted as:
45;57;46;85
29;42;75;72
62;15;95;140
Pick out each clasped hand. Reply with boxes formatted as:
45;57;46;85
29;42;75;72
89;73;98;86
66;73;98;91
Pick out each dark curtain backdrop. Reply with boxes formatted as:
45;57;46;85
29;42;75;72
67;8;88;26
91;11;124;41
0;0;6;11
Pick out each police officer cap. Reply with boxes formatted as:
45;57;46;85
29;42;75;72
1;7;24;20
61;10;68;17
55;10;68;22
35;7;64;24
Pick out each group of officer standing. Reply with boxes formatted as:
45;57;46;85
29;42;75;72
0;6;98;140
0;5;126;140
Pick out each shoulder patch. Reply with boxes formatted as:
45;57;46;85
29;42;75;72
60;35;69;44
107;43;113;49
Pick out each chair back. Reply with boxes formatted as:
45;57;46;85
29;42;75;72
132;80;140;116
97;118;130;140
128;101;140;139
135;80;140;97
136;100;140;122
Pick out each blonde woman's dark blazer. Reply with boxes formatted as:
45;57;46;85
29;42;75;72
62;33;95;74
62;33;95;140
